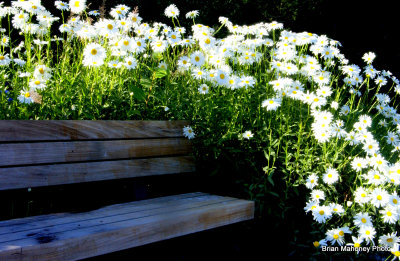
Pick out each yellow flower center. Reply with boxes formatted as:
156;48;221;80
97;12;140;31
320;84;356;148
393;199;398;204
377;195;382;200
34;80;40;85
195;56;200;62
395;251;400;257
171;35;176;39
365;230;370;235
39;68;44;74
387;238;393;243
107;24;113;30
313;241;320;248
361;218;367;223
74;1;80;7
339;231;344;236
333;208;338;212
374;175;380;180
132;17;137;22
361;193;366;198
310;179;314;184
128;61;132;65
387;211;392;217
319;210;324;215
333;234;339;240
269;100;274;104
0;56;4;60
354;243;360;248
91;49;97;55
122;40;129;46
220;74;225;79
24;92;30;98
328;174;332;178
205;38;211;44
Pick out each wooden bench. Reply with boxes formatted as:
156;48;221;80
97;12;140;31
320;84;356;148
0;121;254;260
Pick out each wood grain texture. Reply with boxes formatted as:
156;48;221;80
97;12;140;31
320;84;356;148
0;121;189;142
0;193;255;261
0;138;191;167
0;156;195;190
0;193;206;230
0;194;226;243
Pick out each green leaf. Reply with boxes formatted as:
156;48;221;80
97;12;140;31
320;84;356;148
130;86;146;101
154;68;167;79
268;191;279;198
139;77;152;88
267;173;275;187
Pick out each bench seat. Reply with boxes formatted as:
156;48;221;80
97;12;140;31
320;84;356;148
0;193;254;260
0;121;255;260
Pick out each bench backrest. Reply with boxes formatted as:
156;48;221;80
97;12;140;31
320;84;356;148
0;121;195;191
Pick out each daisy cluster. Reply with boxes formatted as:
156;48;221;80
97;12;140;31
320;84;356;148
1;1;400;258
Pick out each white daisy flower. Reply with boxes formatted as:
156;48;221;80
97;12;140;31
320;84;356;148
69;0;86;14
359;226;376;245
183;126;195;139
164;4;179;18
370;187;389;208
312;205;332;223
242;130;253;140
322;167;339;185
353;212;373;228
262;97;282;111
380;208;399;224
198;84;209;94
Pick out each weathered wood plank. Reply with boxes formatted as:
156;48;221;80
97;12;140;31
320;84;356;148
0;121;189;142
0;156;195;190
0;193;206;230
0;138;191;167
0;194;254;261
0;194;230;244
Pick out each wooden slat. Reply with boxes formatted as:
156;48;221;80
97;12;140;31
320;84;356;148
0;121;189;142
0;138;191;167
0;193;254;261
0;193;206;230
0;156;195;190
0;194;225;243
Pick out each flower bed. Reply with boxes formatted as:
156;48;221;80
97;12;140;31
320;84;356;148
0;0;399;259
